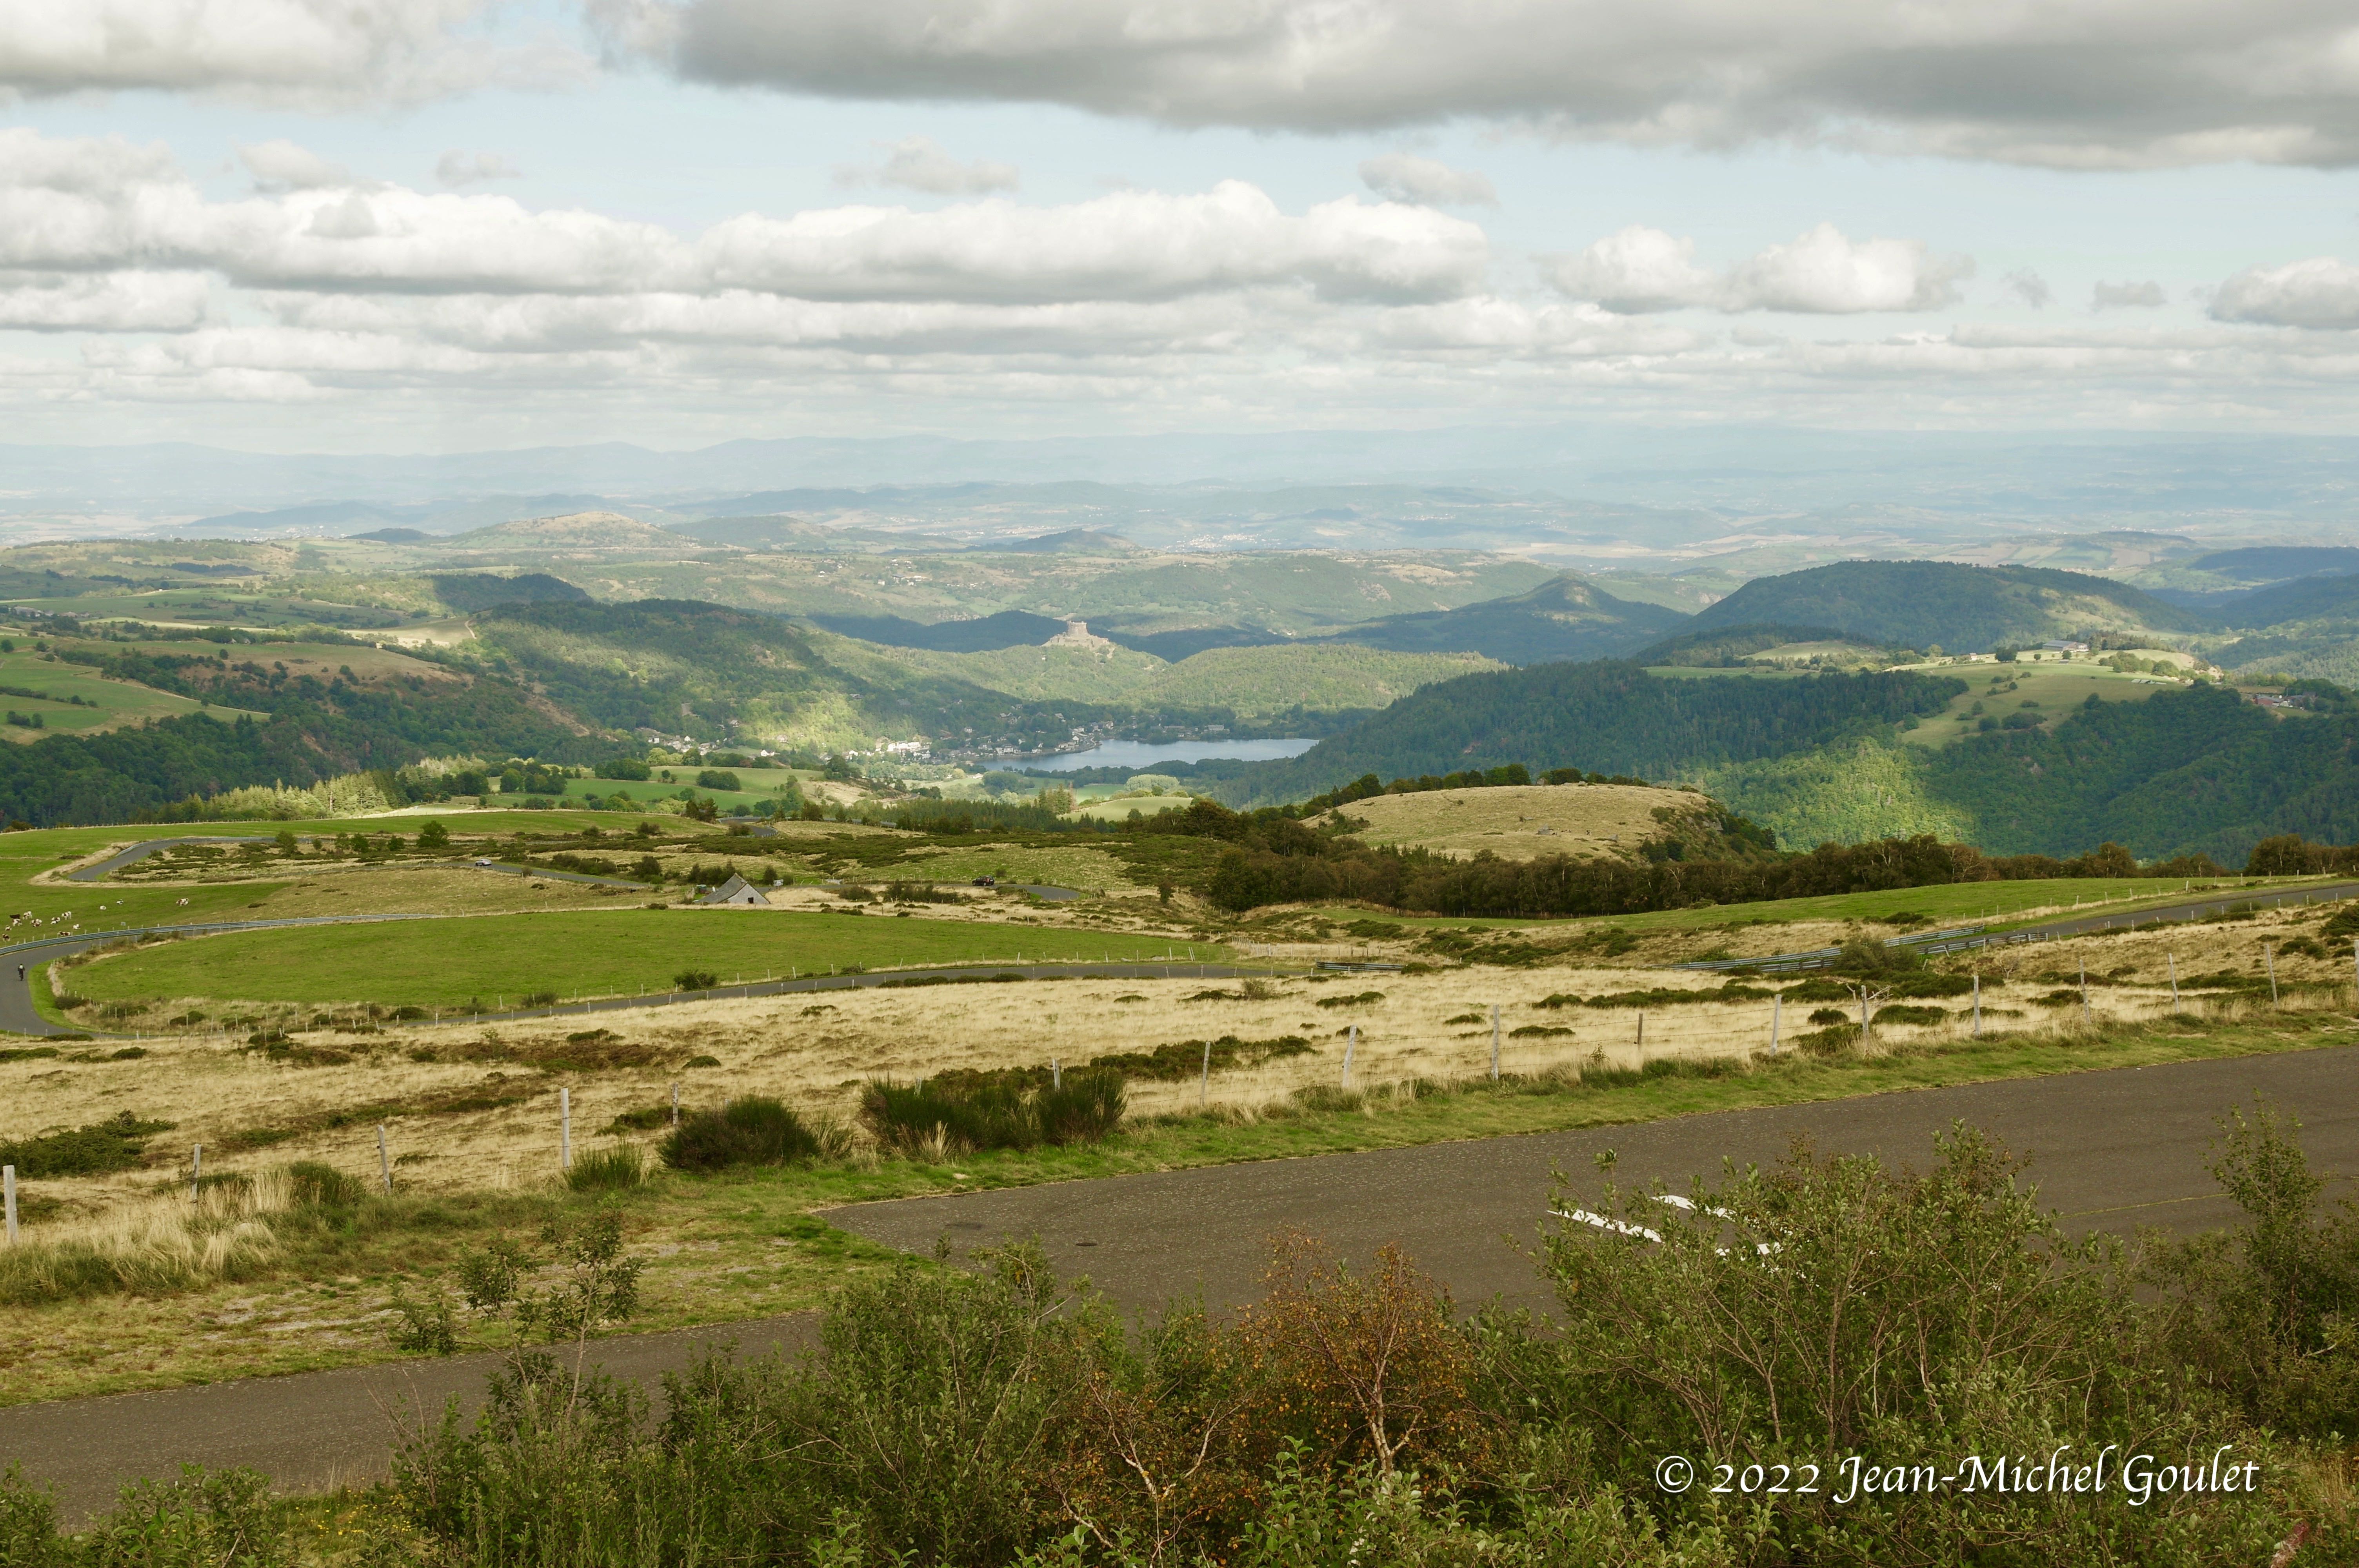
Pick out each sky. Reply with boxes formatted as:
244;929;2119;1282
4;0;2359;453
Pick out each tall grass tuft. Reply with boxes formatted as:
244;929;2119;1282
566;1145;647;1192
0;1169;293;1307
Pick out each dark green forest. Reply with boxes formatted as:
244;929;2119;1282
1922;681;2359;863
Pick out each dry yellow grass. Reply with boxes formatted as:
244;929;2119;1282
18;906;2334;1234
1318;783;1706;861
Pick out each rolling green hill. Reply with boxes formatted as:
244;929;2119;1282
1684;561;2210;653
1322;573;1688;665
1219;661;1965;806
464;600;1092;754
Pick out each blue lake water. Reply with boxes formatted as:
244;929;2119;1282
1028;737;1319;773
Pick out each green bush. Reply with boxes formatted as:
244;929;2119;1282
0;1111;174;1179
673;969;718;990
659;1097;832;1171
565;1145;646;1192
696;769;741;792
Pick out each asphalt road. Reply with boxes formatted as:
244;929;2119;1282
9;1043;2349;1516
63;837;274;882
0;1316;817;1522
831;1042;2359;1319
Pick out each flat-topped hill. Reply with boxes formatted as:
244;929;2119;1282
1318;781;1708;861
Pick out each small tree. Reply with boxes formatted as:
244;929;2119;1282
416;820;450;851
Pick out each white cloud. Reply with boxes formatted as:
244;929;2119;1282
1549;224;1972;314
1358;153;1497;207
8;129;2359;437
635;0;2359;171
2090;279;2167;310
238;140;364;192
436;150;522;188
837;136;1019;196
0;132;1485;306
2211;257;2359;328
0;0;587;106
2004;270;2053;309
0;271;210;332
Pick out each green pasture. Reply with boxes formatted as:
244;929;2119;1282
2;589;403;632
1903;661;2179;751
65;909;1232;1009
891;841;1136;890
0;647;249;739
1299;873;2323;937
553;774;798;812
1063;795;1190;822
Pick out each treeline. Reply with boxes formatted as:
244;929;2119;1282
1226;661;1965;807
1159;799;2229;913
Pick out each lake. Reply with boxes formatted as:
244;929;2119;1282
1028;737;1319;773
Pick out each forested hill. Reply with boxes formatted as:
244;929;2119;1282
1924;681;2359;864
0;654;587;827
1325;573;1688;665
1684;560;2209;651
1219;662;1965;806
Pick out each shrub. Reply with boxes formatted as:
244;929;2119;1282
0;1111;174;1179
861;1069;1125;1154
417;820;451;849
673;969;718;990
660;1096;832;1171
520;990;558;1007
696;769;741;792
566;1145;646;1192
286;1160;366;1207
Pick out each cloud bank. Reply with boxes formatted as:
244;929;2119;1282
1;128;2355;442
605;0;2359;170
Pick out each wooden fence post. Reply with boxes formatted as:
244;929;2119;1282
560;1087;572;1170
1972;973;1981;1039
2265;942;2279;1007
670;1082;680;1126
1343;1025;1356;1089
1489;1004;1500;1082
1199;1038;1210;1107
2169;951;2180;1010
1769;993;1780;1056
377;1124;393;1194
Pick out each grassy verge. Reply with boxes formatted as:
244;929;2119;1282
5;1002;2352;1407
64;910;1235;1011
